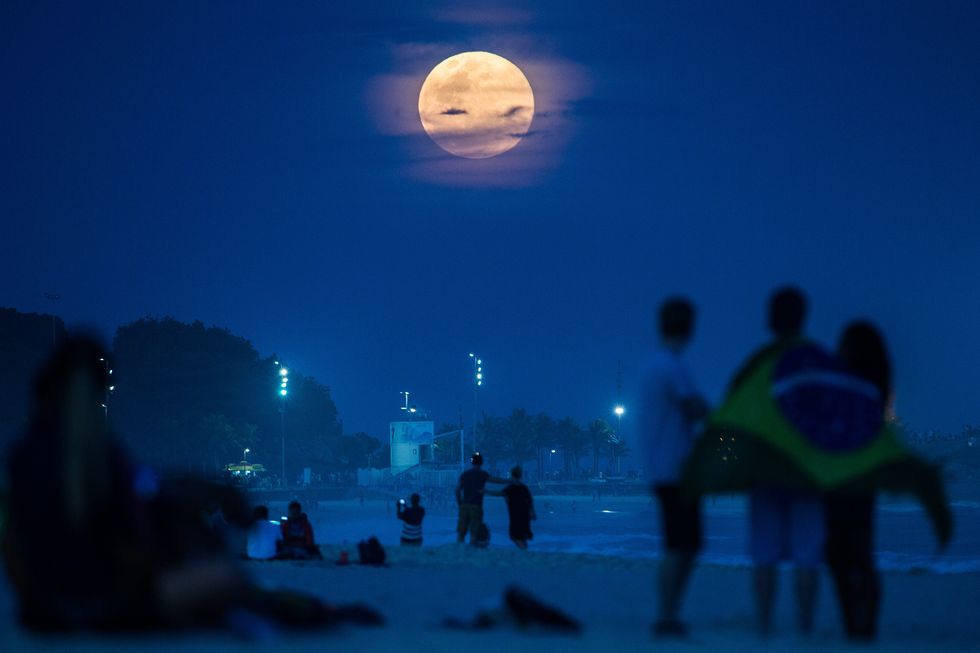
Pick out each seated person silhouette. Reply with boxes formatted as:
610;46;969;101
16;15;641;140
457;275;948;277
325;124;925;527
278;500;322;559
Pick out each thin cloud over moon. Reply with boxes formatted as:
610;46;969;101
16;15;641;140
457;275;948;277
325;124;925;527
362;17;590;186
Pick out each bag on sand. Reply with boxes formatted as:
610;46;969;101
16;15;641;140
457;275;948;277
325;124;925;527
357;536;386;566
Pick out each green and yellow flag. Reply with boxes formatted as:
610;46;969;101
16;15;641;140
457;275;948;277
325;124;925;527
683;342;952;546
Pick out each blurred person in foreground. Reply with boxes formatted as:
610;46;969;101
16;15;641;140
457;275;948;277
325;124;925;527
741;287;824;635
396;493;425;546
0;337;246;630
0;336;380;632
637;297;710;637
825;321;890;641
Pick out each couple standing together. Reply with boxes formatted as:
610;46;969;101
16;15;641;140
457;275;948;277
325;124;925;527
456;453;536;550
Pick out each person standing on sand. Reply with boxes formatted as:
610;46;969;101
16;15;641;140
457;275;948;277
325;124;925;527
825;321;890;641
455;453;505;545
487;466;536;549
637;297;710;637
736;287;824;636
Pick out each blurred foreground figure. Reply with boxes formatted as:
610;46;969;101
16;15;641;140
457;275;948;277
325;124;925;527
638;297;709;637
824;321;891;641
743;288;823;635
0;337;381;632
2;337;174;629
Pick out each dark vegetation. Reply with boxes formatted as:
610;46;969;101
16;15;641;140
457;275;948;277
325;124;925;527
0;308;632;484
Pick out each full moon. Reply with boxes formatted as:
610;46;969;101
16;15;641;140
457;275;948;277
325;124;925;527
418;52;535;159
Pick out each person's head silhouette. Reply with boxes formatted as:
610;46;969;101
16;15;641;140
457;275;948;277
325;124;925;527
768;286;807;338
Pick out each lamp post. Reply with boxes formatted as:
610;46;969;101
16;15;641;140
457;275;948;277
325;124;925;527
243;447;250;462
549;448;556;477
275;361;289;487
613;405;625;474
468;353;483;452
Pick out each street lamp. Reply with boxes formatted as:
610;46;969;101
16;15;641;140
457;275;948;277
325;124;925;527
275;361;289;487
549;448;557;476
613;404;625;434
468;353;483;452
243;448;250;462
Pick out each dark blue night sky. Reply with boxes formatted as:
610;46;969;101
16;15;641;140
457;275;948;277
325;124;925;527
3;1;979;440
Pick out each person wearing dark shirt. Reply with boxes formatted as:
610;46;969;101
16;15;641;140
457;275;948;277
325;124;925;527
454;453;505;544
396;493;425;546
825;321;891;642
489;466;536;550
279;500;321;559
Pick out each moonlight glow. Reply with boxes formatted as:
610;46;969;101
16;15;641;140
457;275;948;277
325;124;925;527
418;52;535;159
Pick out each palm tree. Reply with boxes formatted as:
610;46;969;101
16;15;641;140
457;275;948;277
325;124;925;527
587;419;614;477
504;408;536;473
476;412;506;462
554;416;588;479
608;437;632;474
531;412;556;480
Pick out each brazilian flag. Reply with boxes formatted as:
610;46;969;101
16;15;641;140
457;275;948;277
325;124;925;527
683;340;952;546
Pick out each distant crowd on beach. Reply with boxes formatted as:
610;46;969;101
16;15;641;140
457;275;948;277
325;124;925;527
0;286;951;642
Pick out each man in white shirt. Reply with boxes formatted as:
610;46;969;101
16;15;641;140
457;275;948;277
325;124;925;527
246;504;282;560
638;297;709;637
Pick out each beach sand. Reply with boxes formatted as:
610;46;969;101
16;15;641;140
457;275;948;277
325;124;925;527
2;540;978;652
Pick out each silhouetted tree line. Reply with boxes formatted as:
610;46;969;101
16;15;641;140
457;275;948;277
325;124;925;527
473;409;631;480
0;309;377;481
1;309;636;482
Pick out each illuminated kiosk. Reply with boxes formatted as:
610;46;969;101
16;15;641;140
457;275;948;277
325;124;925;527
389;421;465;487
223;461;266;485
